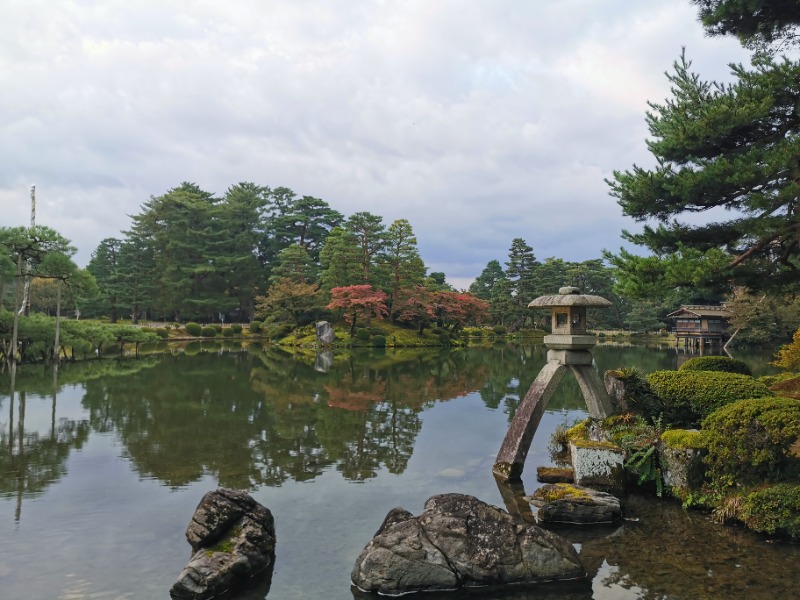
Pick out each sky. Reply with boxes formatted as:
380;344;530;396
0;0;752;290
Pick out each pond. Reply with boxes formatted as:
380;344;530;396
0;343;796;600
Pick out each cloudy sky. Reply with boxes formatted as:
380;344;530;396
1;0;751;289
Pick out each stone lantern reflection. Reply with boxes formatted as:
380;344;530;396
493;287;616;480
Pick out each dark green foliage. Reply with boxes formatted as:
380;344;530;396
646;370;772;427
679;356;752;376
221;328;233;337
702;397;800;488
692;0;800;48
492;324;508;335
369;327;384;336
211;324;222;332
230;324;243;334
438;333;451;346
201;326;217;337
184;322;202;337
738;484;800;540
154;328;169;339
372;334;386;348
249;321;262;334
355;328;370;341
607;414;665;496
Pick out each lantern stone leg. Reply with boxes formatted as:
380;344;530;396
492;286;618;480
493;361;568;480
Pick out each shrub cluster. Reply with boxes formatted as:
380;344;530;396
153;327;169;339
355;328;370;341
702;397;800;488
221;328;233;337
249;321;262;334
201;326;217;337
231;324;243;334
646;370;772;427
372;334;386;348
185;322;202;337
679;356;752;376
738;484;800;540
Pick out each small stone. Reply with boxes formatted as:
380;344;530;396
528;483;623;525
570;440;626;496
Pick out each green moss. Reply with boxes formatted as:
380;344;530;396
203;527;241;556
533;483;592;503
572;439;622;451
565;419;591;442
661;429;706;450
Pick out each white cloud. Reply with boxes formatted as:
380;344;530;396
0;0;752;274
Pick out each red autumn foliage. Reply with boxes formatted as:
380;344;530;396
326;285;389;329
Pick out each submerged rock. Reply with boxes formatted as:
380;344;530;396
351;493;584;595
528;483;623;525
170;488;276;600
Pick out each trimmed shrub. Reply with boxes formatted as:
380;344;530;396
372;334;386;348
201;326;217;337
211;324;222;332
439;332;451;346
355;328;370;341
679;356;752;376
492;324;508;335
249;321;262;334
230;324;243;334
607;367;663;423
154;327;169;339
660;429;706;450
738;484;800;540
221;328;234;337
369;327;384;336
646;370;772;427
702;397;800;488
185;322;202;337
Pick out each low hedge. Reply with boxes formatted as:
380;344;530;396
679;356;752;376
201;326;217;337
646;370;772;427
230;324;243;334
702;397;800;488
737;484;800;540
185;322;202;337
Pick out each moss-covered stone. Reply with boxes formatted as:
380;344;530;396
660;429;706;450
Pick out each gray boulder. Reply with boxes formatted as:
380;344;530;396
351;493;584;595
315;321;336;345
528;483;623;525
170;489;276;600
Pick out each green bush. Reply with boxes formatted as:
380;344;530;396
355;328;370;341
679;356;752;376
231;324;243;334
201;326;217;337
660;429;706;450
372;334;386;348
439;332;451;346
154;327;169;339
738;484;800;540
369;327;384;336
185;322;202;337
492;324;508;335
211;324;222;332
646;370;772;427
221;328;233;337
702;397;800;488
249;321;262;334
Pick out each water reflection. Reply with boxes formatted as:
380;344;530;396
0;343;789;600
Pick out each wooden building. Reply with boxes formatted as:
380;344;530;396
667;305;732;347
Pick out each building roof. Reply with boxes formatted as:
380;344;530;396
666;305;732;319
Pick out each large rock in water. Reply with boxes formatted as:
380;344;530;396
315;320;336;344
170;489;276;600
528;483;623;525
351;493;584;595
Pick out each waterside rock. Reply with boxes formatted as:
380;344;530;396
315;320;336;345
351;493;584;596
528;483;623;525
170;488;276;600
570;440;626;496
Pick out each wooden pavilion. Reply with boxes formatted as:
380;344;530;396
667;305;732;347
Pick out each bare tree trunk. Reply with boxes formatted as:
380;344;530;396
10;255;22;365
18;185;36;318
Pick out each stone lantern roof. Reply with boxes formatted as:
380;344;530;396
528;287;611;350
528;286;612;309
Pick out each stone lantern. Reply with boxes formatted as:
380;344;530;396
493;287;616;480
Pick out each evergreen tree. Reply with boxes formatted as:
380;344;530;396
319;227;362;291
380;219;426;314
692;0;800;49
345;212;386;285
86;238;123;322
469;260;507;301
608;49;800;291
505;238;539;329
269;244;318;285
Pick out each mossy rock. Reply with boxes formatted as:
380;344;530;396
661;429;706;450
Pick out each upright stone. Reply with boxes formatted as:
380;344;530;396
315;321;335;344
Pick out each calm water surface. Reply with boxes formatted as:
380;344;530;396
0;343;796;600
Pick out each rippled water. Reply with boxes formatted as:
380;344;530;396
0;343;795;600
